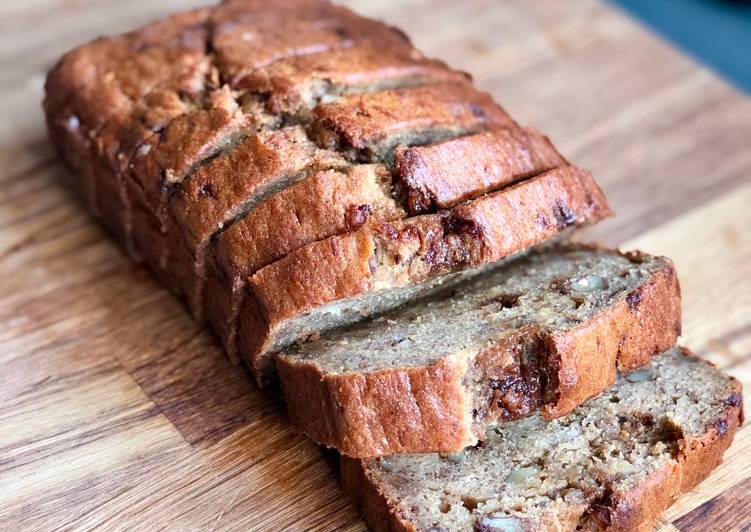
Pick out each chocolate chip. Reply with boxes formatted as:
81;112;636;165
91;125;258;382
391;333;405;346
444;215;482;238
468;102;486;119
346;204;372;229
724;393;742;407
536;212;549;228
407;190;434;215
626;289;642;312
585;191;595;207
552;200;576;229
197;181;216;199
482;294;519;309
377;221;400;241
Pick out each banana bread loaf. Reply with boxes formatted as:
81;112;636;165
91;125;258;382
276;244;681;457
342;347;743;531
43;0;609;379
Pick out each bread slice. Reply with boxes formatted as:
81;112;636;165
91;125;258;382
237;166;610;382
276;245;681;457
164;126;346;318
341;348;743;531
310;82;515;162
395;128;567;214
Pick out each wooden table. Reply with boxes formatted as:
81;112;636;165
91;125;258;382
1;1;749;530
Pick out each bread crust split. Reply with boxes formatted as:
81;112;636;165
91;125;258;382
276;247;680;458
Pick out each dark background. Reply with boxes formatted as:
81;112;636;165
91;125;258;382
613;0;751;93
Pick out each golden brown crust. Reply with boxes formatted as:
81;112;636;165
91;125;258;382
216;165;403;278
278;356;476;457
212;0;465;98
211;0;360;83
127;104;245;227
340;457;414;532
165;127;345;318
238;229;377;376
395;128;567;214
43;9;211;257
275;254;680;458
311;82;515;157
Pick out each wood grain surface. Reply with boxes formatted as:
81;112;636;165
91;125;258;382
1;1;750;530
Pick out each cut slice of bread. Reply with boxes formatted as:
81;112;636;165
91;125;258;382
165;126;346;319
341;347;743;531
237;166;612;382
276;244;681;457
311;82;515;162
395;128;567;214
207;163;406;360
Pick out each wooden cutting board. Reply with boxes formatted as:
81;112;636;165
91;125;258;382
1;1;749;530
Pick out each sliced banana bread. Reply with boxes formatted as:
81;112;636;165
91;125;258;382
208;126;564;359
206;163;406;360
276;244;681;457
238;167;611;381
44;0;610;377
342;348;743;531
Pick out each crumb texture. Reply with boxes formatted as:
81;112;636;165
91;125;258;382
350;349;741;531
276;244;680;457
283;246;664;373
